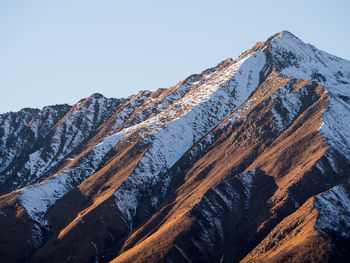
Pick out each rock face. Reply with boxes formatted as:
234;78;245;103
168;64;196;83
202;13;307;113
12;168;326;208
1;31;350;263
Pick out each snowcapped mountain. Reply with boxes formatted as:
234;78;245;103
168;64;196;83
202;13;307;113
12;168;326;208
1;31;350;263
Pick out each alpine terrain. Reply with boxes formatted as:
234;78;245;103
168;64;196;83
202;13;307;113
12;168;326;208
1;31;350;263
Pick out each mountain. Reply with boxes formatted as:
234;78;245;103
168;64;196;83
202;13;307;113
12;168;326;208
1;31;350;263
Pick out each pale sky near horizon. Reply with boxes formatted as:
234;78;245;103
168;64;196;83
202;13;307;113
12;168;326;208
1;0;349;113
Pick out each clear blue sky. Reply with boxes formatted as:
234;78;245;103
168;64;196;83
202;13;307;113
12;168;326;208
1;0;349;113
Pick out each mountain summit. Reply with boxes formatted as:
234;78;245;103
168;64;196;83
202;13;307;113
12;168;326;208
1;31;350;263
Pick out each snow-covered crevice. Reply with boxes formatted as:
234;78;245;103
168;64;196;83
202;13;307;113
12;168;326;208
270;82;311;133
219;95;257;132
174;244;192;263
237;170;255;211
197;195;225;242
113;51;267;228
184;171;255;258
186;133;216;164
192;189;237;252
169;169;261;263
90;241;99;263
31;222;45;249
315;185;350;237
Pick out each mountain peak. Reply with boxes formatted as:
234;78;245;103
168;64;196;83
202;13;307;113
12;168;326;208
248;30;350;90
263;30;304;50
239;30;304;61
89;92;104;99
275;30;298;39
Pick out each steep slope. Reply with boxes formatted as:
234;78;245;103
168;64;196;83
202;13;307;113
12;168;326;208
0;31;350;263
241;182;350;263
107;31;350;263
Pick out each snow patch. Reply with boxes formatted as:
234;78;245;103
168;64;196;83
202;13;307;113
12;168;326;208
20;169;73;225
270;84;305;133
238;170;255;210
315;185;350;237
31;223;44;248
90;241;99;263
319;96;350;160
174;244;192;262
113;51;267;227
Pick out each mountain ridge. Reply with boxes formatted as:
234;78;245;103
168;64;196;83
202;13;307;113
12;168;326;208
0;31;350;263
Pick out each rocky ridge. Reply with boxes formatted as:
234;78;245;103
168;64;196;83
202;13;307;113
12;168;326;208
0;31;350;263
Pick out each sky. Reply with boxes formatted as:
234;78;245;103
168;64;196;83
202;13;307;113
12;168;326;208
1;0;349;113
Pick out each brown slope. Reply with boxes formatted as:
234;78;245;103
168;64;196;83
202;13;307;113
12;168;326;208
25;138;146;262
108;73;332;262
0;191;39;263
241;196;332;263
241;181;350;263
18;57;239;262
13;70;335;263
